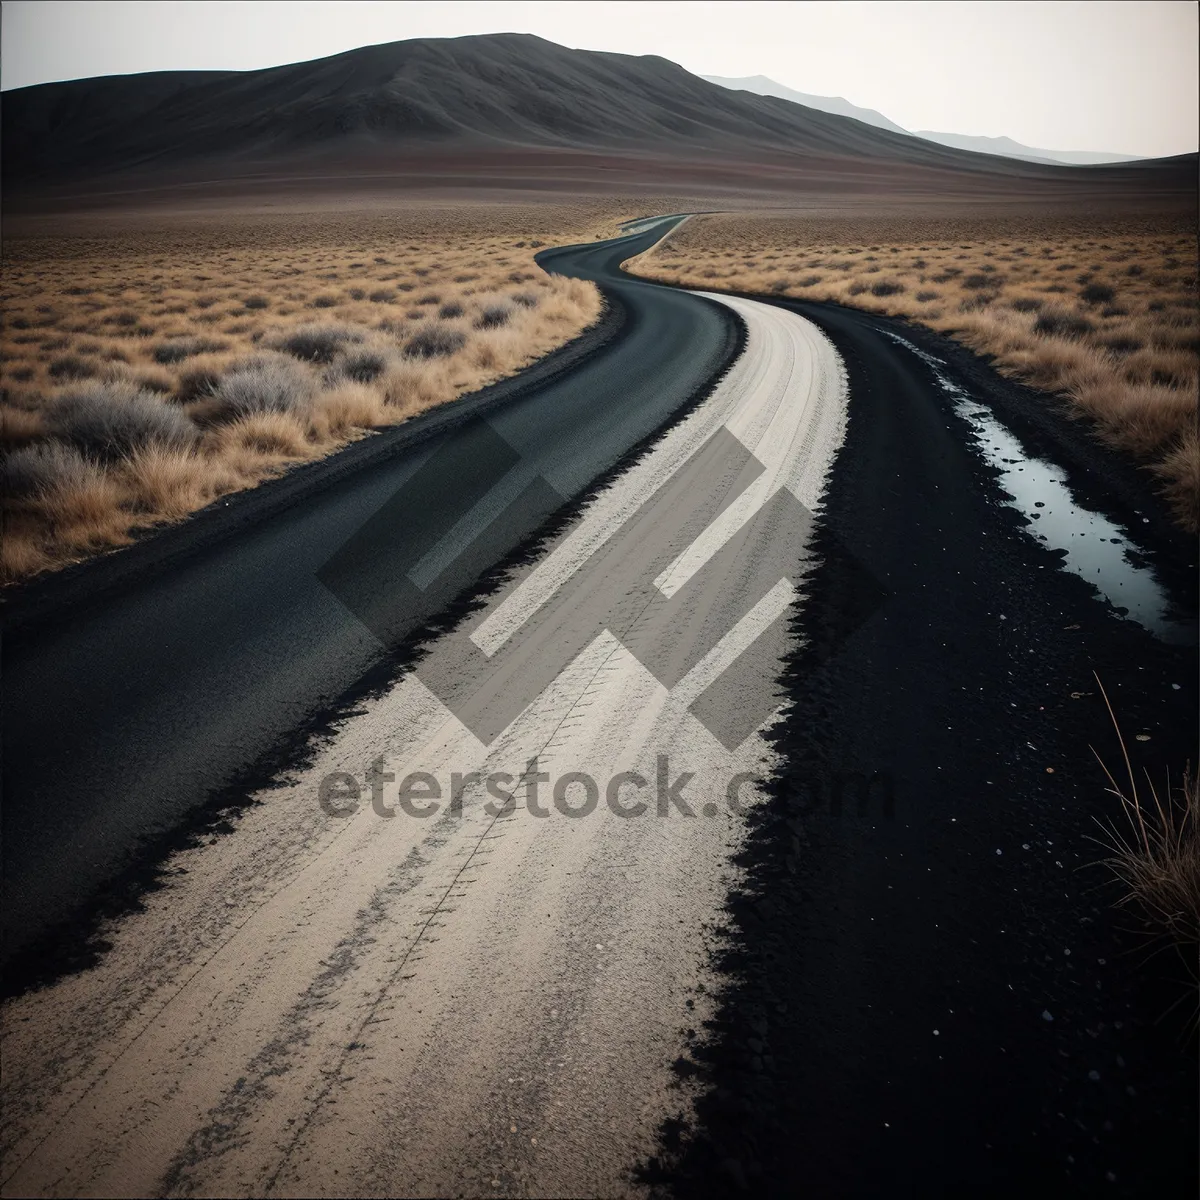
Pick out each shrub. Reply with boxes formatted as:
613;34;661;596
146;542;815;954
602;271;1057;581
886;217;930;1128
962;274;995;290
175;364;222;403
311;294;339;309
1034;310;1094;339
915;291;939;303
1080;282;1116;306
153;336;226;364
796;275;823;288
335;349;388;384
417;293;441;307
848;282;868;296
50;382;198;459
211;356;315;416
0;441;96;498
403;324;467;359
276;324;360;364
1101;335;1144;355
475;304;513;330
438;302;465;319
243;295;269;310
1010;297;1043;313
368;289;395;303
511;291;539;309
870;280;905;297
48;355;97;380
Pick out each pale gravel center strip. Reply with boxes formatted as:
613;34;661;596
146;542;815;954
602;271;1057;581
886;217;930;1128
472;292;846;654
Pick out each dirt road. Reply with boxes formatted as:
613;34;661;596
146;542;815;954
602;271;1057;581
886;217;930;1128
0;295;847;1197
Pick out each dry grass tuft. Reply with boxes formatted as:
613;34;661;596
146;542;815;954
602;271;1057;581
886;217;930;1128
120;444;240;518
1152;427;1200;530
628;210;1199;528
1092;676;1199;958
312;383;388;437
211;411;315;459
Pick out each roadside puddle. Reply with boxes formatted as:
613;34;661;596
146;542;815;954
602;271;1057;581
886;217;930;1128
885;331;1195;644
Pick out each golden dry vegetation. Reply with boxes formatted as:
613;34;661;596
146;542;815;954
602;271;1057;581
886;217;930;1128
1093;677;1199;957
0;202;638;583
627;209;1200;527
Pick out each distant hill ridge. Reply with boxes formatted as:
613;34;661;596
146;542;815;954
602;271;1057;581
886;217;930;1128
4;33;1179;194
4;32;1109;184
702;73;1145;165
701;74;910;136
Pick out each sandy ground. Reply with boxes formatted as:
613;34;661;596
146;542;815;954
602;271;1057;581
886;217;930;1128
0;295;846;1198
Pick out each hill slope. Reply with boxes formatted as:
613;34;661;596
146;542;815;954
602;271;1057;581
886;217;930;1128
3;33;1087;185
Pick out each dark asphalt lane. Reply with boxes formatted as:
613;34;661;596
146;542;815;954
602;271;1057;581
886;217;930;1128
649;297;1198;1199
1;217;741;970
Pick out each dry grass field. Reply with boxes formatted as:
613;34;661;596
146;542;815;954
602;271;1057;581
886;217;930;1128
0;201;631;583
627;209;1200;528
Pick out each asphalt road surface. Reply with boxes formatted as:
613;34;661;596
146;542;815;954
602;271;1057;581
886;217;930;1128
1;216;739;968
1;288;849;1197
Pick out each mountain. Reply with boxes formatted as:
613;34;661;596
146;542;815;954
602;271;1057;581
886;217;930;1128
5;33;1182;207
701;74;909;136
704;73;1144;166
911;130;1143;166
4;33;1082;187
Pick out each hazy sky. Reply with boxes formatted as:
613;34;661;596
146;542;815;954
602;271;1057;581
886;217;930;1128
3;1;1196;156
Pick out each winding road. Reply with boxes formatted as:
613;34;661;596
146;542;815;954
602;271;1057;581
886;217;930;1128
2;217;1195;1199
2;216;737;966
2;269;849;1195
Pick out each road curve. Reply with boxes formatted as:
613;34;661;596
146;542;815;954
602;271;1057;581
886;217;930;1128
1;217;739;969
0;293;848;1197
